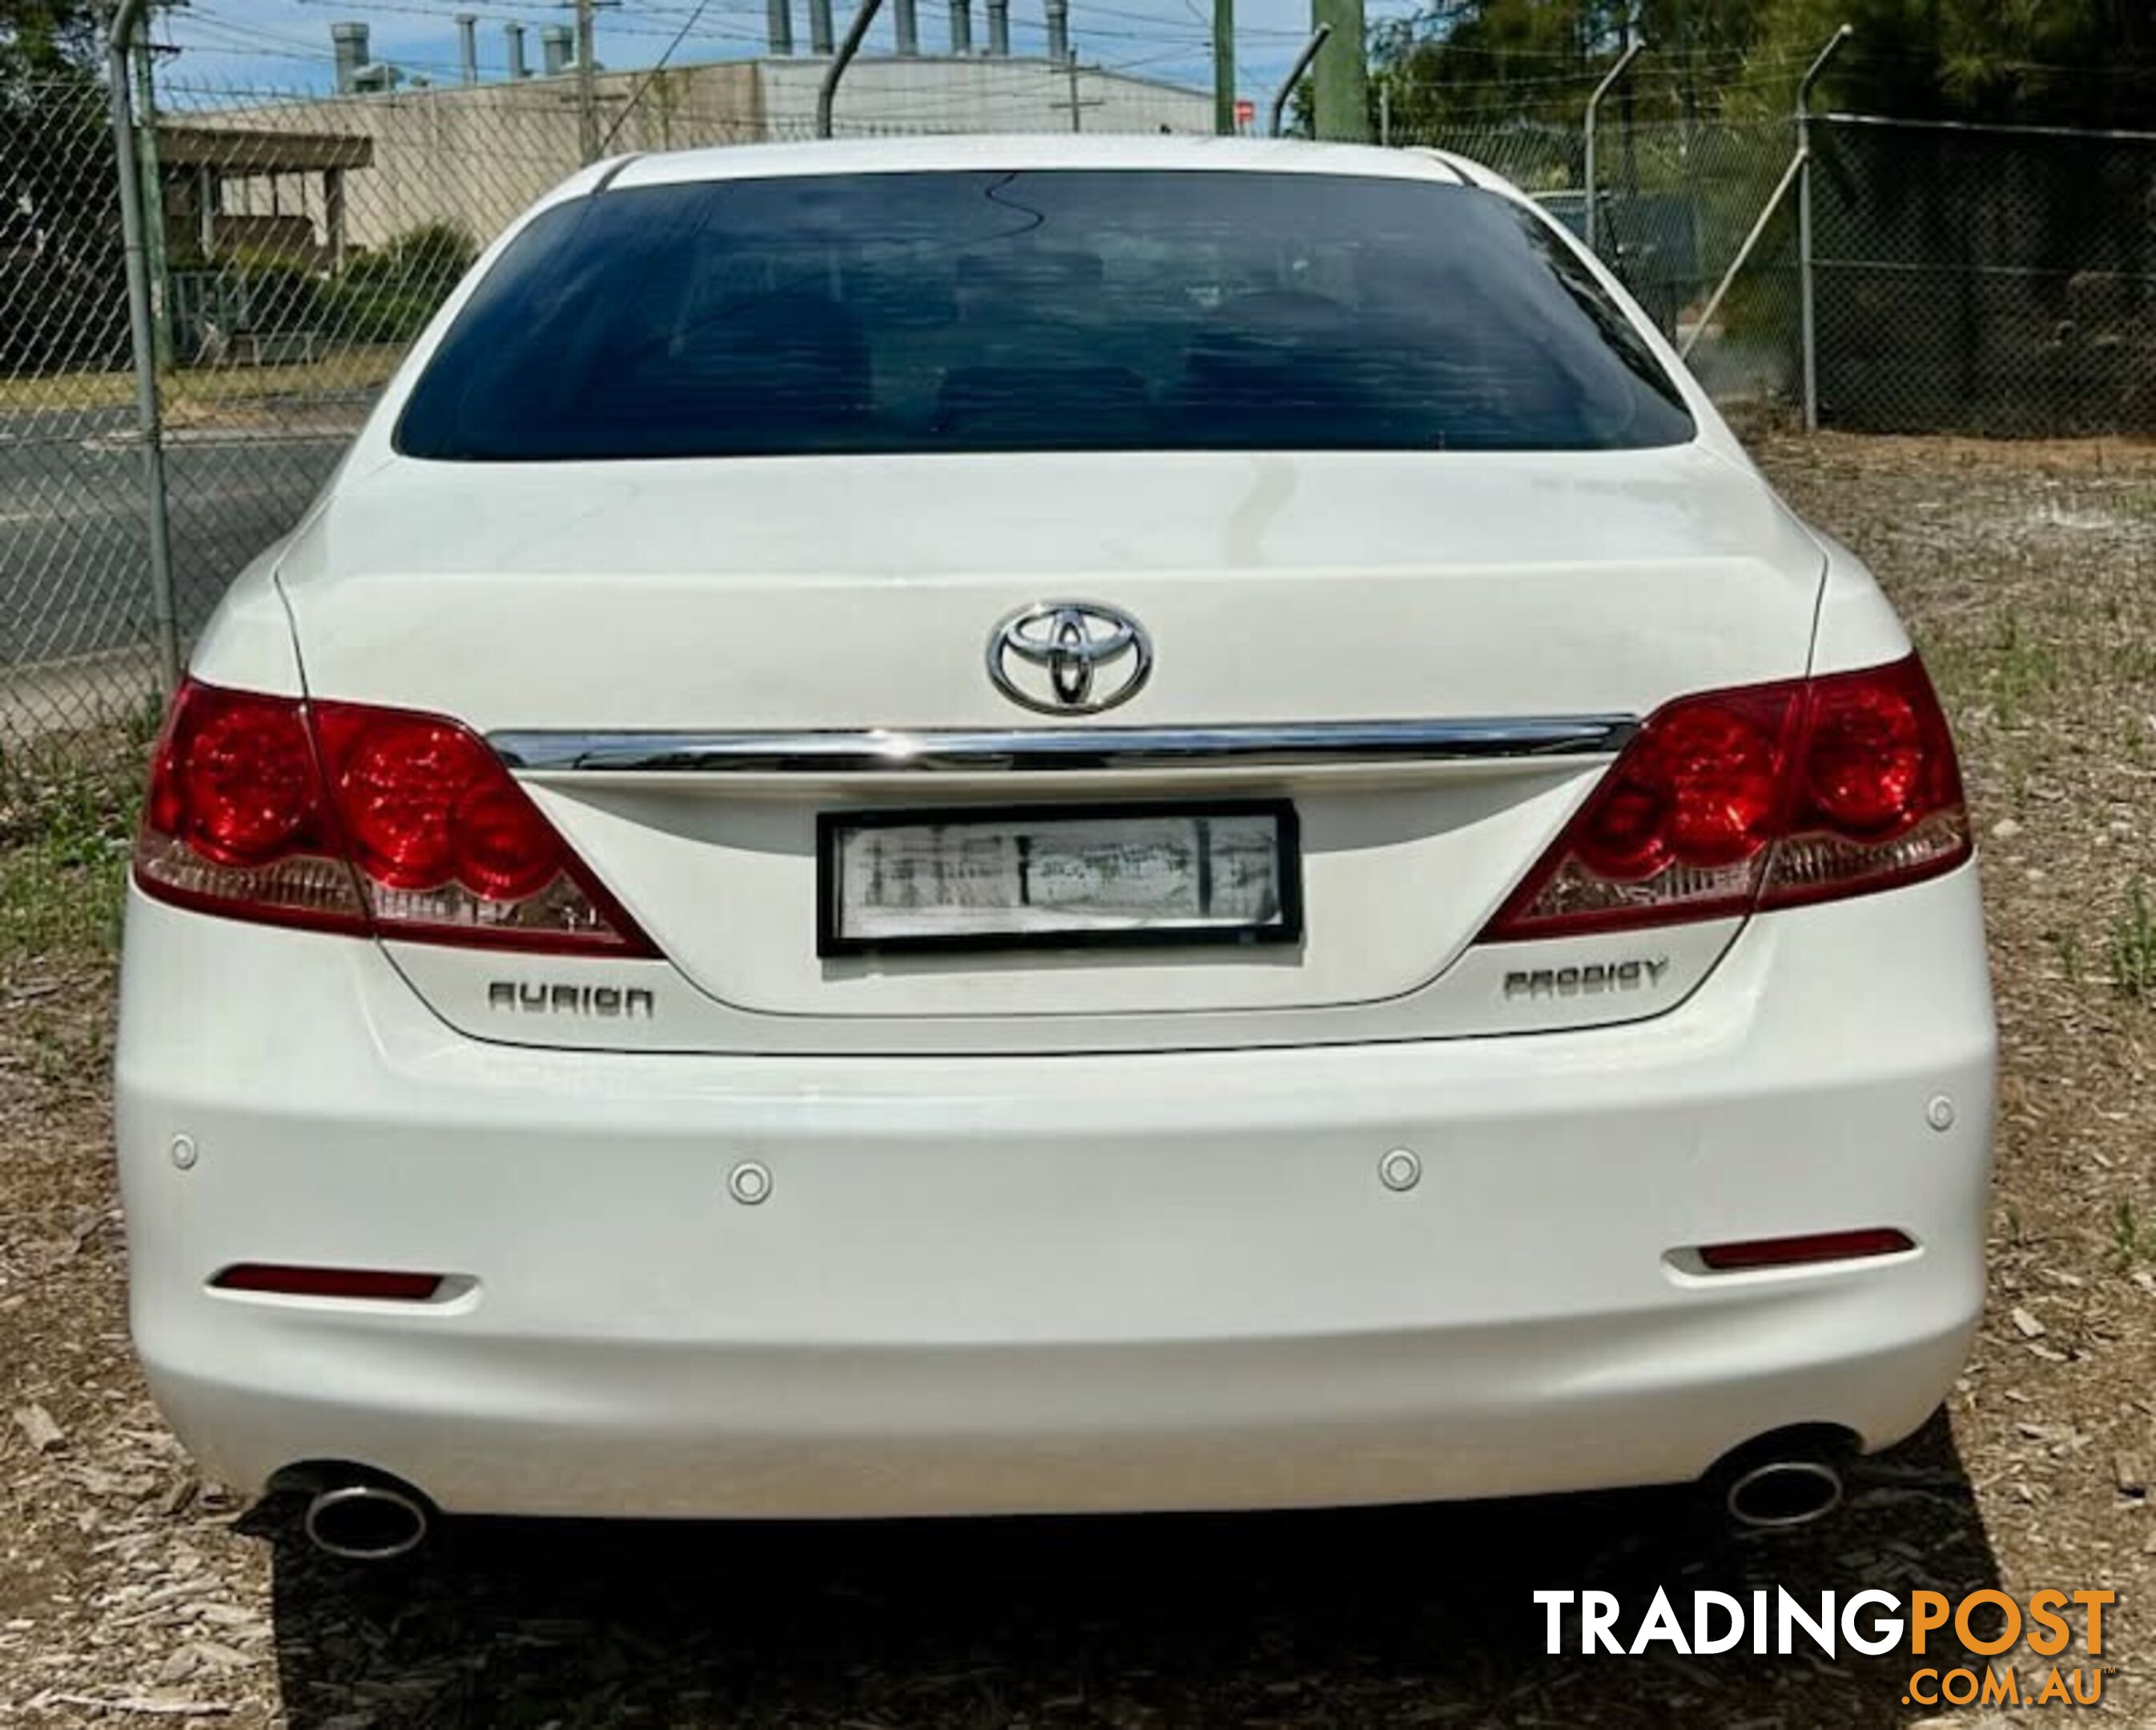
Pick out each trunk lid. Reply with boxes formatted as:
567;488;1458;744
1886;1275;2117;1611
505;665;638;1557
277;445;1824;1052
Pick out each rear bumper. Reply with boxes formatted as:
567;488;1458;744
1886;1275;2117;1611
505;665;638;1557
114;867;1996;1518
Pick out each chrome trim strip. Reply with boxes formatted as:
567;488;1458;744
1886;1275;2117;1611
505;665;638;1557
490;717;1639;775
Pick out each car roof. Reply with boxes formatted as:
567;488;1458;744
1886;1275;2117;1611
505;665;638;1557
603;133;1485;193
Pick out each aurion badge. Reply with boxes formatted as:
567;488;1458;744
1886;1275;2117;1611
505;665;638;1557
986;601;1152;715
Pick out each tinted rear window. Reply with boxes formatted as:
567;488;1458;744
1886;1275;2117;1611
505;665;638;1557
396;169;1694;461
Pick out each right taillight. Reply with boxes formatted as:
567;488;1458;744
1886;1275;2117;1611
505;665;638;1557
135;678;655;956
1764;658;1971;911
1482;654;1970;941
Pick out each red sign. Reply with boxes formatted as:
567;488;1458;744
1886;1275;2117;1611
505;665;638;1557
1235;99;1255;127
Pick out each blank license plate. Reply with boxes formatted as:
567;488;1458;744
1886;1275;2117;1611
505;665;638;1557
818;802;1302;956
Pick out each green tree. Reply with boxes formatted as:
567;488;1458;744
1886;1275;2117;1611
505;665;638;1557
1742;0;2156;127
1374;0;2156;131
322;222;481;344
1373;1;1626;133
0;0;128;372
1;0;102;83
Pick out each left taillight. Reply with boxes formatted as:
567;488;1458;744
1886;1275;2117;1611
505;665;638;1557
135;678;656;956
136;682;369;934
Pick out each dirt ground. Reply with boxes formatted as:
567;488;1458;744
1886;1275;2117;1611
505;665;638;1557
2;429;2153;1728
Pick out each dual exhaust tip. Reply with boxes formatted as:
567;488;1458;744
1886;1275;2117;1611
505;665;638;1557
289;1432;1848;1563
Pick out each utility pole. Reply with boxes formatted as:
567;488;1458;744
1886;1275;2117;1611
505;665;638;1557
576;0;598;162
1213;0;1233;135
1052;56;1102;131
1309;0;1366;141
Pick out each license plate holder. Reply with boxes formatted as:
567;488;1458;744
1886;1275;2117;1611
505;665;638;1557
817;800;1302;956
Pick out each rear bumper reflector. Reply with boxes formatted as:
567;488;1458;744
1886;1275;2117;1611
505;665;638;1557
211;1264;445;1302
1695;1229;1917;1272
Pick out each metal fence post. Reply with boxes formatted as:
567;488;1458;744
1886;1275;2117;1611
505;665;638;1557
1676;146;1808;361
1583;42;1640;259
104;0;181;698
1267;23;1329;139
132;42;174;372
1796;24;1852;430
816;0;888;137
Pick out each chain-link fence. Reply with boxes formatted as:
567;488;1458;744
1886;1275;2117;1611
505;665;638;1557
1411;110;2156;436
1;78;159;759
1406;114;1805;408
0;63;1199;759
1809;113;2156;435
4;70;2154;762
1400;117;1581;195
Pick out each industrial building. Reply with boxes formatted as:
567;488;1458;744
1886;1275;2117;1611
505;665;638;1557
167;14;1212;260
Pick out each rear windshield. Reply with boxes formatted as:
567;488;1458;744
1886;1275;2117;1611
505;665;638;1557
396;169;1694;461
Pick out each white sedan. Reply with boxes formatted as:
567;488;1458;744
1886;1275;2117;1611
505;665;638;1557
114;135;1994;1561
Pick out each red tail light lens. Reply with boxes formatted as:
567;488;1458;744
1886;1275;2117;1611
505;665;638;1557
328;716;488;891
1483;654;1969;940
1804;680;1926;835
136;682;369;933
1765;658;1970;911
136;679;655;956
169;693;318;867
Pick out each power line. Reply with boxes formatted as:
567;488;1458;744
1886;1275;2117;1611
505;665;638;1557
601;0;720;148
176;8;477;74
287;0;770;42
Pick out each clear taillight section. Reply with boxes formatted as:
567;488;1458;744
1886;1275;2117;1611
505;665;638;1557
1483;654;1970;941
136;679;655;955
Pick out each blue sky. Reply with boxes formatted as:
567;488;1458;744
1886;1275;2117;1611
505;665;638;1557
151;0;1422;103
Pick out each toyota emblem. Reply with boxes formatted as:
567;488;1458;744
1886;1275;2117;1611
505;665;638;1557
986;601;1152;715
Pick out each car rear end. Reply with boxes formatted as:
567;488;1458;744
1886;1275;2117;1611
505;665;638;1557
113;137;1995;1523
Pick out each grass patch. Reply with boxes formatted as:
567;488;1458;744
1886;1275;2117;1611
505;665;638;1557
2049;928;2083;984
1986;609;2063;726
0;742;147;972
2114;1197;2156;1270
0;348;403;416
2110;879;2156;1003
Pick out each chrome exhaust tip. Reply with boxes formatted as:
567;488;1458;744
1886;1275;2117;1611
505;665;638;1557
1724;1457;1844;1531
303;1479;432;1561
